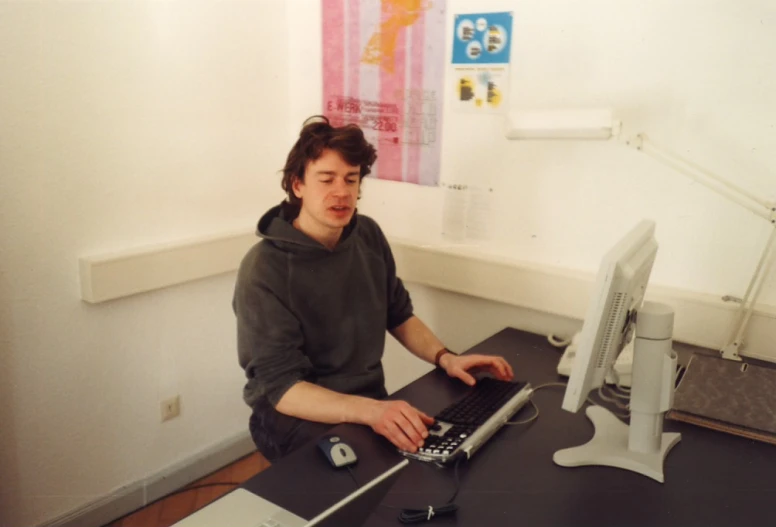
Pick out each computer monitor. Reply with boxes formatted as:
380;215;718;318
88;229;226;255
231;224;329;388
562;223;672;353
553;219;681;483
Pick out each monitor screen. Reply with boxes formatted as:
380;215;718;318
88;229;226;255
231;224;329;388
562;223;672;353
561;220;657;413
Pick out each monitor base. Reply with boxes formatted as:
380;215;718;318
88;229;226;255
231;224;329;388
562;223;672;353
552;405;681;483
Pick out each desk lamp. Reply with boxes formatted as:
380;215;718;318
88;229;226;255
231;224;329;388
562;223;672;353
505;109;776;361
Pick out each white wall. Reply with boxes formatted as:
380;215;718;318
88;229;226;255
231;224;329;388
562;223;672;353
3;1;775;526
0;2;288;526
288;0;776;351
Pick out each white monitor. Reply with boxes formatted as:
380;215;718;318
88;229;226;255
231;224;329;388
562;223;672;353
553;220;681;483
561;220;656;412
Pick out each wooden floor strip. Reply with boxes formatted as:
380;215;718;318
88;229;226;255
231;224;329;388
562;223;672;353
103;451;270;527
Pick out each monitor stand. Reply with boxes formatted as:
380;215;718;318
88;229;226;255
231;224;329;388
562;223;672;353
553;301;682;483
553;405;680;482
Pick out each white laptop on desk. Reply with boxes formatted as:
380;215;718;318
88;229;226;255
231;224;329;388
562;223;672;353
171;458;408;527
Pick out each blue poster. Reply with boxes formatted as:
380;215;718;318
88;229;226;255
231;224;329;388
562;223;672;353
451;11;512;65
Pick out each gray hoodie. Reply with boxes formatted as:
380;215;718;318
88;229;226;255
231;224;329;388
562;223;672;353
233;202;414;411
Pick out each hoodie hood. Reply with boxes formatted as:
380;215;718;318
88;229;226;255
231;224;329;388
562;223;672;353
256;202;358;254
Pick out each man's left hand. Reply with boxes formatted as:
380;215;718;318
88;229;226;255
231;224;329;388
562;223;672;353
439;353;514;386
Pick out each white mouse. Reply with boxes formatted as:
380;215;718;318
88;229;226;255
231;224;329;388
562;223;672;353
317;434;358;468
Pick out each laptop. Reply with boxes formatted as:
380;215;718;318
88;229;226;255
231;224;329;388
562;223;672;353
171;458;408;527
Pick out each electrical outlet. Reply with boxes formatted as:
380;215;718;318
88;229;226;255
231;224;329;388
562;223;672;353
161;395;181;422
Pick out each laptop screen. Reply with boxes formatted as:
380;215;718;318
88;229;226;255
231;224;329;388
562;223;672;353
171;459;408;527
307;458;408;526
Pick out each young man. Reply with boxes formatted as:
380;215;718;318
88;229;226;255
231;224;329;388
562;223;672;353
233;116;513;462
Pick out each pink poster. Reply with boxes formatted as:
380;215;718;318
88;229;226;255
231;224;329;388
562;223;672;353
322;0;446;186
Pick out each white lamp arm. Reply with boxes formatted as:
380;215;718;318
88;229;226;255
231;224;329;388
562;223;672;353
628;134;776;222
626;133;776;361
721;225;776;360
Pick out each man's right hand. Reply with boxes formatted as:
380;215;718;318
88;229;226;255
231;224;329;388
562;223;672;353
364;400;435;453
274;383;435;453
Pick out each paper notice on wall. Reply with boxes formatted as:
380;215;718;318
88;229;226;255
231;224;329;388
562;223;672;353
442;183;492;241
451;11;512;114
453;66;508;113
321;0;447;186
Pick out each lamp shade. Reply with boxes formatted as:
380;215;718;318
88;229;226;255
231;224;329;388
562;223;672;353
505;108;617;140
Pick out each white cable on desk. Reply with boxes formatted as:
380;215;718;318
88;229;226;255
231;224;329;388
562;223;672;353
505;381;631;426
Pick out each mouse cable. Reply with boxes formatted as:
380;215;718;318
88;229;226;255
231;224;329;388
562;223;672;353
345;465;359;487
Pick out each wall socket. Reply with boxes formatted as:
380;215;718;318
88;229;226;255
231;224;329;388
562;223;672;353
161;395;181;422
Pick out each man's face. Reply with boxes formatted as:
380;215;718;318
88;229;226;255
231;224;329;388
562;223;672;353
293;148;361;235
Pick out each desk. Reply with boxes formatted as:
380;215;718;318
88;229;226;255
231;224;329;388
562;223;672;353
242;328;776;526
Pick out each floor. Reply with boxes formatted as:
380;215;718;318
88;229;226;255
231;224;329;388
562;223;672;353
103;451;271;527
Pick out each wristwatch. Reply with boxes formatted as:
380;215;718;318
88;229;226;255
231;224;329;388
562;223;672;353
434;348;455;368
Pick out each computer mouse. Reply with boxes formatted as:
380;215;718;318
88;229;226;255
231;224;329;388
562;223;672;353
317;434;358;468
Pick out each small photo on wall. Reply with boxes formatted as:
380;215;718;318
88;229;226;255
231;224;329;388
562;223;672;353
451;11;512;113
453;66;508;113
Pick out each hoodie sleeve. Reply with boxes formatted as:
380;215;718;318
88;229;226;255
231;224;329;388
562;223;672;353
371;221;414;330
233;249;313;409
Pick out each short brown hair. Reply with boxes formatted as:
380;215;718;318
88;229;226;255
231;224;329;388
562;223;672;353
281;115;378;208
